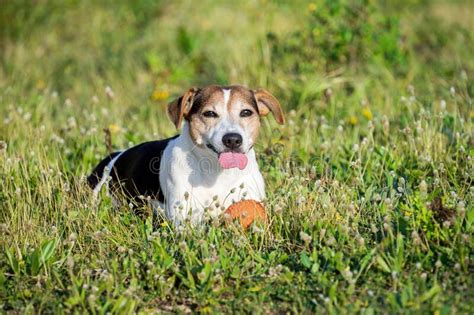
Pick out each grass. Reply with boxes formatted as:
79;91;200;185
0;0;473;313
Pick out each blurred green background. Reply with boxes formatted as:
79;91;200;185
1;0;472;111
1;0;472;158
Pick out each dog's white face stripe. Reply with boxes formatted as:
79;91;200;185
222;88;231;107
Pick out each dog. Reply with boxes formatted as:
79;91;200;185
88;85;284;225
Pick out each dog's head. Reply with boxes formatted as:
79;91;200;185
168;85;284;168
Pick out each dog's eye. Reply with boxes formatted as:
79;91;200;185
240;109;253;117
202;111;219;118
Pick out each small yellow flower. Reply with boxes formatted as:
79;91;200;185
362;107;373;120
36;79;46;90
335;212;343;222
308;3;317;12
161;222;168;227
151;90;169;101
348;115;358;125
108;124;121;134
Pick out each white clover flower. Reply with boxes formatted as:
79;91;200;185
274;205;283;214
68;232;77;242
319;228;326;240
67;117;77;129
320;141;330;150
419;180;428;195
300;231;312;244
457;201;466;216
93;230;102;239
342;268;353;279
348;203;356;213
326;236;336;245
66;256;75;269
88;294;96;303
105;86;115;99
371;224;378;233
440;100;446;110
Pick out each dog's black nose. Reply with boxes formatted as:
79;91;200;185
222;133;243;150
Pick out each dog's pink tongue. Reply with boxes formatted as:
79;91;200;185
218;152;248;170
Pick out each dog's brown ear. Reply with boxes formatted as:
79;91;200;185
253;88;285;125
167;87;199;129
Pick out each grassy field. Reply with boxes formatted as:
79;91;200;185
0;0;473;313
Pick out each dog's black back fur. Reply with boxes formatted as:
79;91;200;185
88;136;178;203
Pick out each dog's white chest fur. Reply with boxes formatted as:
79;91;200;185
158;125;265;224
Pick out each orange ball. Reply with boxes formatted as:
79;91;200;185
224;200;267;229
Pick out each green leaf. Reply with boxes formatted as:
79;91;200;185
40;239;57;265
376;255;391;273
5;248;20;275
300;251;312;268
419;284;441;303
358;248;377;276
29;249;41;275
